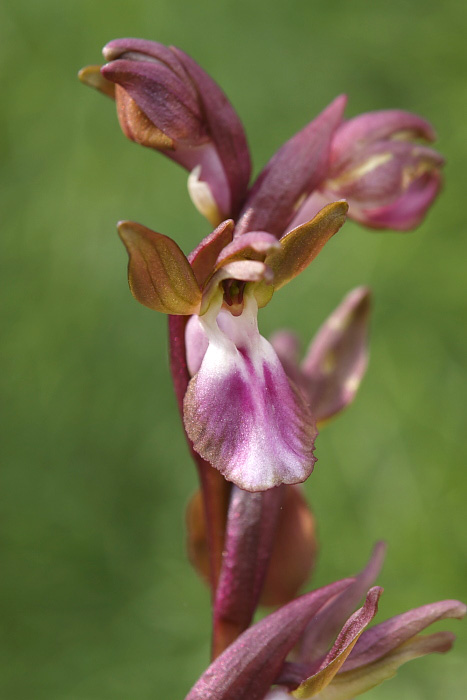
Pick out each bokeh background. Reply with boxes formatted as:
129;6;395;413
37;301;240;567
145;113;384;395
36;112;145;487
1;0;466;697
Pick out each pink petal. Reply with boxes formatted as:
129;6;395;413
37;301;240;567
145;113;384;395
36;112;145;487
188;219;234;287
185;314;209;377
291;587;383;698
348;170;442;230
319;632;457;700
102;40;251;220
169;313;232;596
101;58;205;142
215;231;280;266
342;598;467;671
330;110;437;164
298;542;386;666
301;287;371;423
103;38;191;83
185;577;354;700
235;96;347;237
171;47;252;218
326;142;444;208
286;191;334;233
183;297;317;492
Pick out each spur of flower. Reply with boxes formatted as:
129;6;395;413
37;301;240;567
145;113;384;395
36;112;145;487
118;201;347;492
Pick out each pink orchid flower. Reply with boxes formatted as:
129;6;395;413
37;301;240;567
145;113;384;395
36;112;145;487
289;110;444;232
118;202;348;492
186;545;465;700
80;40;444;236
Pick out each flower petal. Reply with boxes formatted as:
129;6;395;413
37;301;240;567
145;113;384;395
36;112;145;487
291;588;383;698
171;47;252;218
118;221;201;314
314;632;457;700
264;690;293;700
215;231;280;267
219;259;273;283
113;85;175;149
348;170;442;230
185;577;354;700
78;64;115;98
266;202;348;291
235;95;347;237
169;313;232;595
103;38;191;82
187;165;225;226
185;314;210;377
301;287;371;424
101;40;251;220
342;598;467;671
188;219;234;287
326;142;444;207
330;110;437;163
183;296;317;492
297;542;386;667
101;58;205;143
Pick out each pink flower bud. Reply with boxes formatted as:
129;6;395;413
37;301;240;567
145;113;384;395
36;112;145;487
82;39;251;224
322;110;444;230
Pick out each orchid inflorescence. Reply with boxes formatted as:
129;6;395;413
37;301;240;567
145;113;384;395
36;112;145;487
80;39;464;699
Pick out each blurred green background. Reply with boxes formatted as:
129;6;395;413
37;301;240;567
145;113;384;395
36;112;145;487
1;0;466;697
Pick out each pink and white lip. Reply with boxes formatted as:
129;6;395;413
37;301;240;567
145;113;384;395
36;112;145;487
184;294;317;492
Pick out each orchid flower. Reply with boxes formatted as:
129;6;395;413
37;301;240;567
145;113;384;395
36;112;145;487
288;110;445;231
187;286;371;610
79;40;443;237
119;200;348;492
79;38;251;224
79;37;462;700
186;544;466;700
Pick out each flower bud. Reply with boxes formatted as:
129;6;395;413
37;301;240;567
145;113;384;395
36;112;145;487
322;110;444;230
81;39;251;224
